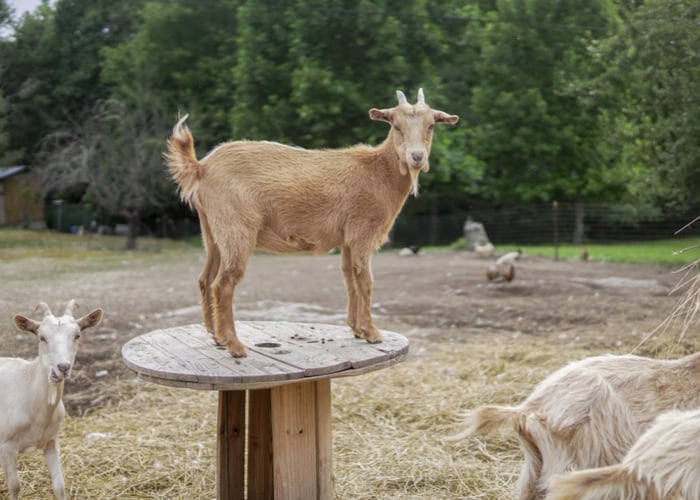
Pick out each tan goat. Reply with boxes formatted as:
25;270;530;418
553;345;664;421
548;407;700;500
166;89;459;356
453;351;700;500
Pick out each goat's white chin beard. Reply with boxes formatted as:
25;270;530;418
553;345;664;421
409;167;421;196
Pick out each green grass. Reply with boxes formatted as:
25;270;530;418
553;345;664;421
496;237;700;266
3;228;700;266
0;228;200;261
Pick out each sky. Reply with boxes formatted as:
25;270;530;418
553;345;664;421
8;0;44;17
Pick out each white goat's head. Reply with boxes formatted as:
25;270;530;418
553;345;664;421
14;300;103;386
369;88;459;195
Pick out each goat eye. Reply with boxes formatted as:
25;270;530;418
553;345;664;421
393;126;402;135
427;124;435;131
39;336;47;342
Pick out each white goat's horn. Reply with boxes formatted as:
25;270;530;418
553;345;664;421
36;302;53;318
396;90;408;105
417;88;425;103
64;299;79;316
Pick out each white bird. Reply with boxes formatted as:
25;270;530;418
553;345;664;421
487;249;522;282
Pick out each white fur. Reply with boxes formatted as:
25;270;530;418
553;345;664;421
548;408;700;500
455;351;700;499
1;300;103;500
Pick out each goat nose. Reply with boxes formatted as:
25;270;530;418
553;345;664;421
411;151;424;164
57;362;71;375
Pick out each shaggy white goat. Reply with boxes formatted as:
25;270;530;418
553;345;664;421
0;300;103;500
166;89;459;357
548;408;700;500
454;351;700;500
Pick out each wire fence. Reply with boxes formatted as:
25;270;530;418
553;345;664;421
42;201;700;248
391;202;700;248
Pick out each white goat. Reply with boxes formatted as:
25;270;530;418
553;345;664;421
166;89;459;357
454;351;700;500
1;300;103;500
548;408;700;500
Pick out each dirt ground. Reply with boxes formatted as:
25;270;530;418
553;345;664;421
0;245;685;415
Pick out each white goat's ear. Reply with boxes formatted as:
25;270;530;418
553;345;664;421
434;110;459;125
77;308;103;331
14;315;41;335
369;108;393;124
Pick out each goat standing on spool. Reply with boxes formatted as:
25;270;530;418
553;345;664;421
166;89;459;357
1;300;103;500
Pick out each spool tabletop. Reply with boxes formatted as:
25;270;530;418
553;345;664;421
122;321;409;500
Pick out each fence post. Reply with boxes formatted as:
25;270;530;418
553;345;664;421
553;200;559;261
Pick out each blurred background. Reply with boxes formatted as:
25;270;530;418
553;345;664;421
0;0;698;249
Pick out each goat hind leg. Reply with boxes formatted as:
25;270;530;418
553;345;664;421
211;232;255;358
198;212;220;339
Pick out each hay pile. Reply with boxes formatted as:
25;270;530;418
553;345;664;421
3;334;697;499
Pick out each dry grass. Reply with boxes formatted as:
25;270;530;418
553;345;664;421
1;337;603;500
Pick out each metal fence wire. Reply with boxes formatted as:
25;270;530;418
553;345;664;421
390;202;700;248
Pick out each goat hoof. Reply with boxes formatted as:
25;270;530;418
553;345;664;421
227;343;247;358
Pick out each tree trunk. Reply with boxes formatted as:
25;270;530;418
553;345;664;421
125;213;139;250
572;197;585;245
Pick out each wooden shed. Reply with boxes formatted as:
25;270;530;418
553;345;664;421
0;165;45;227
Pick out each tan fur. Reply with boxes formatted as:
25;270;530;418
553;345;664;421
456;352;700;499
165;90;458;357
548;408;700;500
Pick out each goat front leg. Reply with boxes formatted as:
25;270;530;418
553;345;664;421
348;247;382;343
341;245;359;331
1;449;21;500
44;439;66;500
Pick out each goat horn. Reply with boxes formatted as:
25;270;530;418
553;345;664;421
396;90;408;105
417;88;425;103
64;299;79;316
36;302;53;318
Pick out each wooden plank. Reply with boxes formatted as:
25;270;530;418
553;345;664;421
248;322;352;377
248;389;274;500
315;379;333;500
122;321;410;391
271;382;318;500
217;390;246;500
122;325;305;387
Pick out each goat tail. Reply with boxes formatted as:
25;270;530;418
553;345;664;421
165;114;202;208
447;405;526;441
546;465;647;500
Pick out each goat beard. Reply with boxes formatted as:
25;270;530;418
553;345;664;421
408;167;421;196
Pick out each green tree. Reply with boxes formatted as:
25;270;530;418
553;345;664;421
101;0;238;150
595;0;700;209
0;0;143;163
231;0;446;148
36;99;172;249
469;0;622;242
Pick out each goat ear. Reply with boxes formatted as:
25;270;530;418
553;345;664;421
77;308;104;331
434;110;459;125
14;315;41;335
369;108;393;124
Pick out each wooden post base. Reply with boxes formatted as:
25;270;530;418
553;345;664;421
217;379;333;500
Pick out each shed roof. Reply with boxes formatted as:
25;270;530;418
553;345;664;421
0;165;27;180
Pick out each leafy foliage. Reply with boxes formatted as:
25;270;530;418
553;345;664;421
0;0;697;242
